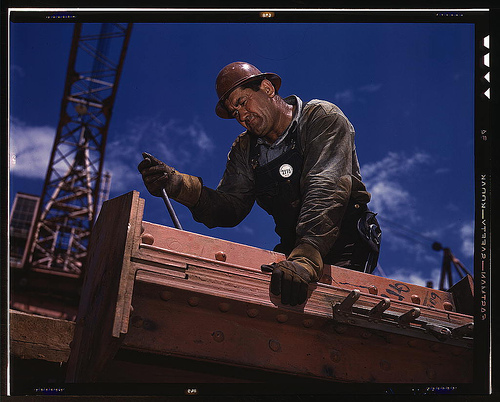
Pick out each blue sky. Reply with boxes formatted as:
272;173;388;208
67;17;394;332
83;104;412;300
9;19;476;288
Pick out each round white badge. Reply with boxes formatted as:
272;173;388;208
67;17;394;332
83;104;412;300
279;164;293;178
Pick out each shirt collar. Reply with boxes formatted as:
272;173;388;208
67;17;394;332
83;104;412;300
256;95;303;147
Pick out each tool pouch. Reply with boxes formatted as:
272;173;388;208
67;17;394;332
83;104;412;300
356;211;382;273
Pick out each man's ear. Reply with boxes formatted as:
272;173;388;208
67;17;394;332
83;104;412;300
261;79;275;97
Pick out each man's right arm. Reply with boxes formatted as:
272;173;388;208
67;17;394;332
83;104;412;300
190;133;256;228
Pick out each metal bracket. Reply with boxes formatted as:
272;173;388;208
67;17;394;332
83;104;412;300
332;290;473;348
451;323;474;339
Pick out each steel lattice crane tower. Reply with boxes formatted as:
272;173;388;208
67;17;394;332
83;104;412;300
25;23;132;275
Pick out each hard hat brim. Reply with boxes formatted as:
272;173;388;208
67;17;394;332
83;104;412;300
215;73;281;119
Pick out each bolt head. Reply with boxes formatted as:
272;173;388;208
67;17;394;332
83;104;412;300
141;233;154;245
212;330;225;342
218;302;231;312
247;308;259;318
276;314;288;323
269;339;281;352
188;297;200;307
215;251;227;262
411;294;421;304
330;350;341;363
160;290;173;301
302;319;314;328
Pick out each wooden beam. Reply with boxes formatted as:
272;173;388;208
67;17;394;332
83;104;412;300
9;310;75;363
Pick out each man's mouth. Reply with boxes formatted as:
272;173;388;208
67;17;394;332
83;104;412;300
246;115;257;129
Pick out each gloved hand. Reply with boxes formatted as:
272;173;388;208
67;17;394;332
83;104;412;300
138;153;202;207
261;243;323;306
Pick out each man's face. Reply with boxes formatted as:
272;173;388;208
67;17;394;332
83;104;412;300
224;81;276;138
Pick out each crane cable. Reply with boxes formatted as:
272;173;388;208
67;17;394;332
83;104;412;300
377;216;439;246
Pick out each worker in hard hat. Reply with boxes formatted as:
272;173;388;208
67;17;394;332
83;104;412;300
138;61;381;306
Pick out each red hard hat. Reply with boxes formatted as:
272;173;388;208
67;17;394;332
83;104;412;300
215;62;281;119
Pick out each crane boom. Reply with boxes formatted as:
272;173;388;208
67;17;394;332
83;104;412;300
25;23;132;275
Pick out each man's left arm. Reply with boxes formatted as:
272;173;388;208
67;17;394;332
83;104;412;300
264;103;355;305
297;104;354;257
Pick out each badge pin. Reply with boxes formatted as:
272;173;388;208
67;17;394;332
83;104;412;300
279;164;293;178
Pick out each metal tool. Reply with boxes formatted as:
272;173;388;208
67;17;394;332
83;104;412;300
142;152;183;230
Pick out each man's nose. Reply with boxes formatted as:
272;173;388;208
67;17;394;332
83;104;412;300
236;108;248;124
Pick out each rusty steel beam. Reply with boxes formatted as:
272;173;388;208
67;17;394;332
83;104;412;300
66;191;473;384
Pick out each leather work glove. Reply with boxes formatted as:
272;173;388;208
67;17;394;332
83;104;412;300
138;153;202;207
261;243;323;306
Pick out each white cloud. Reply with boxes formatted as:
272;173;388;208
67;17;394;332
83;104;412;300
232;224;255;235
105;115;215;194
9;118;55;179
334;89;355;104
460;221;474;258
386;266;441;288
9;115;215;200
334;84;382;104
359;83;382;93
362;151;431;221
367;180;413;220
435;167;451;174
11;64;25;78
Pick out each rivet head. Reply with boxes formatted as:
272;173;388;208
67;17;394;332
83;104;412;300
215;251;227;262
368;285;378;295
443;301;453;311
141;233;155;245
212;330;225;343
380;360;391;371
188;297;200;307
269;339;281;352
431;343;441;352
408;339;418;348
302;319;314;328
247;308;259;318
330;350;341;363
411;294;421;304
160;290;173;301
276;314;288;323
334;324;347;334
218;302;231;312
426;368;437;379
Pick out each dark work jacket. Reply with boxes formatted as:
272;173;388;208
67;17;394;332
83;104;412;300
250;125;303;255
190;95;372;262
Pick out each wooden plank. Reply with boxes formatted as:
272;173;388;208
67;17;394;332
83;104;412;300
9;310;75;363
65;191;144;382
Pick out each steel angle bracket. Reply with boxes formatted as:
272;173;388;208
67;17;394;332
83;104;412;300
331;290;473;348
